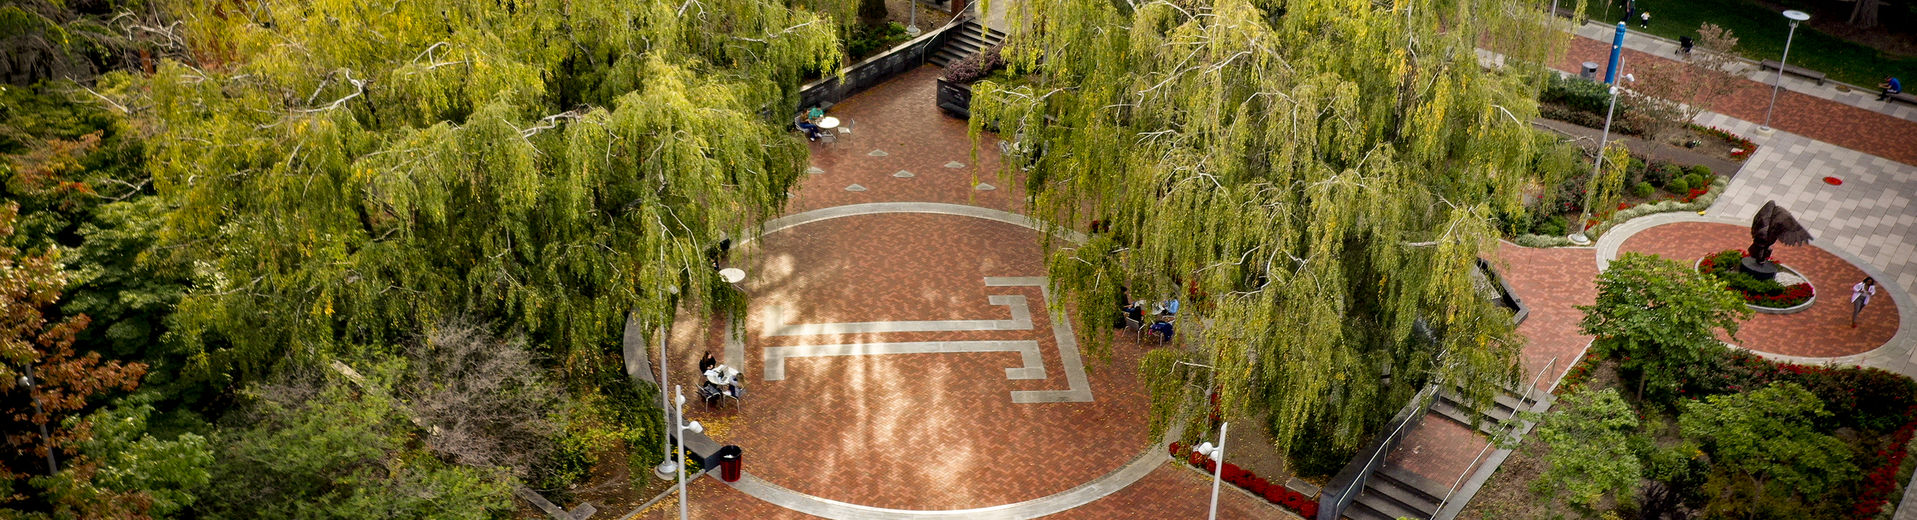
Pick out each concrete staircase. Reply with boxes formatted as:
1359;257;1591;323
927;19;1005;68
1345;465;1450;520
1344;387;1542;520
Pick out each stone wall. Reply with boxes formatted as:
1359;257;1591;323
798;17;966;111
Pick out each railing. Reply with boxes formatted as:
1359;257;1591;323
1317;384;1439;520
1431;355;1559;516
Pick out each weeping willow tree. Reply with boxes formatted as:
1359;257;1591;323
113;0;843;390
971;0;1574;456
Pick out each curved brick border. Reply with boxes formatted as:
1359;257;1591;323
1597;212;1915;372
712;202;1166;519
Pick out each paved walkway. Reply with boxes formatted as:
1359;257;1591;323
659;66;1284;519
1389;21;1917;519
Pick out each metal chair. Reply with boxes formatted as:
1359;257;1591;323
699;382;743;412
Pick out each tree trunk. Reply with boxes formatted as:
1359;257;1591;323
1850;0;1880;28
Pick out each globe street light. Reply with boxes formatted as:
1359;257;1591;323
1194;423;1229;520
1761;10;1812;132
672;386;705;520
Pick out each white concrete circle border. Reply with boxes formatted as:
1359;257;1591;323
1596;212;1916;372
719;202;1166;520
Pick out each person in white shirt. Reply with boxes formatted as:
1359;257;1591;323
1852;277;1878;328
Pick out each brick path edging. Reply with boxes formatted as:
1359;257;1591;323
1595;212;1917;373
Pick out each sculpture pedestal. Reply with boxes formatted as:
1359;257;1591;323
1740;257;1780;281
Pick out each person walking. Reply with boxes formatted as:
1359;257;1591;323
1852;277;1878;328
1880;76;1904;101
1678;35;1694;56
1639;11;1651;29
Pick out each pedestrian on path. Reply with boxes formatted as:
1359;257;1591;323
1678;36;1694;56
1639;11;1651;29
1880;77;1904;101
1852;277;1878;328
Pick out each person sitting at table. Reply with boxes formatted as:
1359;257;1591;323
794;113;822;141
1148;319;1175;341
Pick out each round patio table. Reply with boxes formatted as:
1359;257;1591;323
818;116;841;129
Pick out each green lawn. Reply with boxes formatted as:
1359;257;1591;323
1581;0;1917;88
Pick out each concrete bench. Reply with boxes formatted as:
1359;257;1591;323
1759;60;1826;85
1888;91;1917;106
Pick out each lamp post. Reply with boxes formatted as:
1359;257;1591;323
1570;26;1633;246
1193;423;1229;520
1761;10;1811;132
17;366;56;474
906;0;921;36
672;385;705;520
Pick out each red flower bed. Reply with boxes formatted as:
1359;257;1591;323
1853;414;1917;519
1699;250;1814;308
1169;442;1319;517
1691;124;1757;160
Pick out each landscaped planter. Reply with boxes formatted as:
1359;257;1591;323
936;77;972;119
1694;252;1816;314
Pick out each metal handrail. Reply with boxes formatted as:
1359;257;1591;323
1430;355;1559;517
1333;384;1438;517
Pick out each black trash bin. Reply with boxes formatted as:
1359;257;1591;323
707;445;743;482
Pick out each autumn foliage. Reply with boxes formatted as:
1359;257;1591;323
0;202;146;480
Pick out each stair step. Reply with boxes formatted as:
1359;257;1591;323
1351;490;1430;520
1365;470;1442;515
949;33;993;52
1375;464;1452;502
931;49;967;67
1342;498;1398;520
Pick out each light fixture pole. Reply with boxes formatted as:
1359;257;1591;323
655;328;674;480
673;385;704;520
17;366;55;473
1761;10;1811;132
906;0;921;36
1197;423;1229;520
1571;25;1631;246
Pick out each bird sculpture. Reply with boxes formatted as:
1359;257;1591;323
1747;201;1814;266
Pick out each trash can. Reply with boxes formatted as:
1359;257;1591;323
1580;62;1600;80
708;445;743;482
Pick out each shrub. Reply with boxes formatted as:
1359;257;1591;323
943;43;1006;84
1645;162;1681;187
1543;75;1614;114
1665;177;1689;195
1688;164;1713;178
1685;173;1707;190
1698;249;1814;308
1632;181;1654;198
1533;215;1568;237
848;22;909;60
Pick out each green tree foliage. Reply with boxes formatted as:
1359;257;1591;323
192;368;514;519
2;83;186;383
125;0;843;391
1532;388;1641;514
1578;253;1749;403
970;0;1571;452
28;403;213;519
1678;382;1859;518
